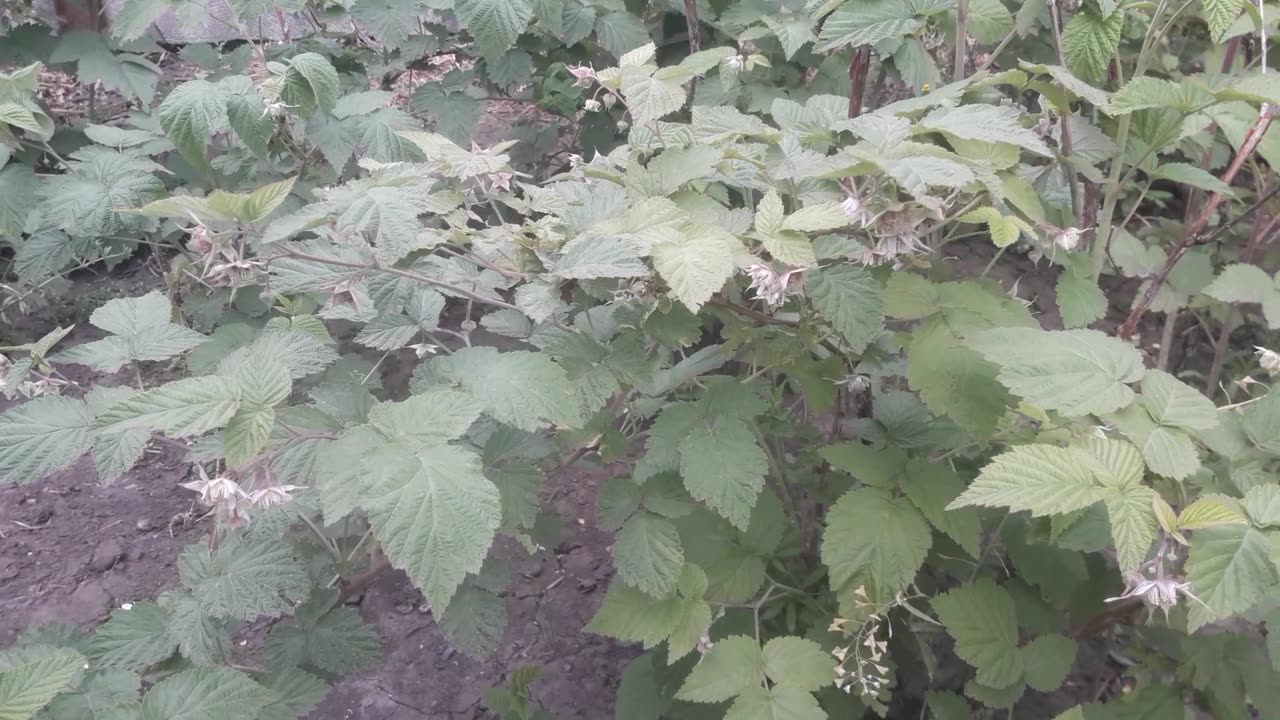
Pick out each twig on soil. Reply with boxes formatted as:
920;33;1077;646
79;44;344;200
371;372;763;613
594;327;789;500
1118;105;1280;338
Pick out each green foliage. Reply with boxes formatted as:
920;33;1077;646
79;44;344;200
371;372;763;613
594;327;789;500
5;1;1280;717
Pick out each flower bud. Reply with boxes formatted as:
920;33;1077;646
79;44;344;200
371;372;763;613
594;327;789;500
1257;346;1280;372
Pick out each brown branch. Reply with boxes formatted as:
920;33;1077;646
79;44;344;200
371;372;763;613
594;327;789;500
1185;38;1243;226
683;0;701;53
953;0;968;81
1117;106;1280;337
1049;0;1082;222
848;47;872;119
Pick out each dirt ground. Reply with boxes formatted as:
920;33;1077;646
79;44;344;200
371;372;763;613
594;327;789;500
0;373;636;720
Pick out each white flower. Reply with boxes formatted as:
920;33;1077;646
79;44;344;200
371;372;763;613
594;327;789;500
1055;226;1083;251
746;263;802;308
726;55;746;71
121;603;133;610
841;196;873;228
181;471;245;506
248;485;302;509
1257;346;1280;373
583;98;602;112
566;64;596;87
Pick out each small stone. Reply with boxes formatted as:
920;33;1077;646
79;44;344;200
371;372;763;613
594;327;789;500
417;604;431;614
134;518;154;532
23;497;36;505
395;604;412;614
89;540;125;572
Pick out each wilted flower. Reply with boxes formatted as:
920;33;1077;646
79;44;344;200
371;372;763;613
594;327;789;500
583;98;602;112
181;469;245;506
1105;570;1201;620
260;100;296;118
222;498;253;530
855;207;929;266
746;263;803;308
1055;226;1083;251
1257;346;1280;373
188;224;213;254
248;484;302;509
566;65;596;87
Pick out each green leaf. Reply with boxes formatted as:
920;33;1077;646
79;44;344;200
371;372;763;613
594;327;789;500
280;53;339;116
1020;635;1076;692
932;579;1023;688
595;11;651;57
178;536;310;620
0;164;39;238
96;377;240;438
552;233;648;279
40;152;165;237
455;0;534;62
678;419;767;531
1056;257;1107;329
652;228;737;313
1204;263;1276;304
0;396;93;485
256;667;328;720
822;488;931;599
50;32;160;103
168;594;233;666
1141;370;1220;430
138;667;273;720
723;685;825;720
950;445;1104;516
1202;0;1245;42
369;389;484;444
967;0;1014;43
263;595;381;675
906;320;1009;438
1151;162;1237;197
755;190;785;236
0;649;84;720
961;207;1022;248
438;585;507;658
93;427;151;485
428;347;584;431
921;104;1052;157
969;328;1145;416
926;691;971;720
1178;495;1249;530
761;637;833;693
586;565;710;657
1186;526;1279;629
362;443;501;612
783;203;848;233
804;265;883;353
230;349;293;408
88;602;176;671
675;635;763;703
1243;485;1280;527
1062;7;1124;83
614;511;685;598
1104;483;1157;572
899;458;982;557
223;405;276;467
622;71;687;125
814;0;921;53
158;79;226;168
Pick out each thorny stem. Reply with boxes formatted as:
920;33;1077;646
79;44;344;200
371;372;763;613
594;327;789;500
1049;0;1082;223
274;248;524;312
1119;107;1280;336
848;47;872;119
1091;0;1169;278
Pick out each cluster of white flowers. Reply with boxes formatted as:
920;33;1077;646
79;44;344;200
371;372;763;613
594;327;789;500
1104;543;1206;621
830;586;892;702
180;465;299;529
745;263;803;307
